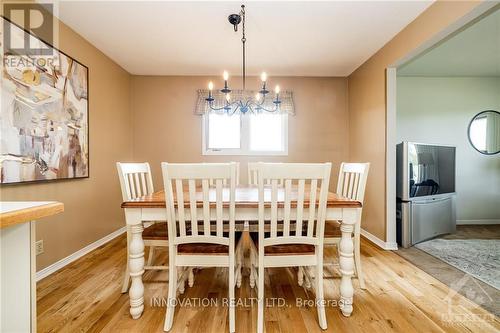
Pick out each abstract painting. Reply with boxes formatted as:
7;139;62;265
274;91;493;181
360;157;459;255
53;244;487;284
1;17;89;184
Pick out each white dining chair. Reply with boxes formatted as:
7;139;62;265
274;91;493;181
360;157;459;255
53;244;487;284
324;162;369;289
209;161;243;289
247;162;283;186
116;162;169;293
208;161;240;186
162;162;240;333
247;162;260;185
249;162;332;332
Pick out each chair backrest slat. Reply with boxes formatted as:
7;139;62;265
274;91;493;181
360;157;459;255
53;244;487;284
202;179;210;236
270;179;279;238
176;179;186;237
307;179;318;237
162;163;236;247
129;173;137;198
188;179;198;236
216;179;224;237
283;179;292;237
117;162;154;201
352;173;360;199
257;162;332;247
341;173;349;197
348;172;356;198
295;179;305;236
140;173;147;196
336;163;370;203
133;173;141;196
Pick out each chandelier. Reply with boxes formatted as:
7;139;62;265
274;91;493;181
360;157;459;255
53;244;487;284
205;4;281;114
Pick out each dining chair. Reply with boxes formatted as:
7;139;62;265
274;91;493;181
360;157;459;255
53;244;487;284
116;162;169;293
241;161;273;287
247;162;260;185
249;162;332;332
209;162;243;288
162;162;240;333
323;162;370;289
209;161;240;186
247;161;283;186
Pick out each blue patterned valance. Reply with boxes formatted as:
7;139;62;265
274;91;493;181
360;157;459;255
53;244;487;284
195;89;295;115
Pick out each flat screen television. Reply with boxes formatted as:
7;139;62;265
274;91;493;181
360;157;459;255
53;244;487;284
397;142;456;200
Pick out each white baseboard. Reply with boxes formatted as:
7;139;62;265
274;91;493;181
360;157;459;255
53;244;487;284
35;224;402;281
456;219;500;225
361;228;398;250
36;226;127;282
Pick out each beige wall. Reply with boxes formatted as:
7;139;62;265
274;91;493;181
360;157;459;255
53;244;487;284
347;1;483;241
131;76;349;190
2;1;487;272
0;21;132;270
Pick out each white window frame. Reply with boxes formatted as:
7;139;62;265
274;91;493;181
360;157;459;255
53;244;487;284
202;113;288;156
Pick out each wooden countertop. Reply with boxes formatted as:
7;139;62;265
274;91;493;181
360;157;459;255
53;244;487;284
0;202;64;229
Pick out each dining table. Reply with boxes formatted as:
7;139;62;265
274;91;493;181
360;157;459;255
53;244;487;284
121;184;361;320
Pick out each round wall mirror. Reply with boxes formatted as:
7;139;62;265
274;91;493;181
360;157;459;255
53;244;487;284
467;110;500;155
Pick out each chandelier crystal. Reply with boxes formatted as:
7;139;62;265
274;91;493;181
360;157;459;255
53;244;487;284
205;5;282;115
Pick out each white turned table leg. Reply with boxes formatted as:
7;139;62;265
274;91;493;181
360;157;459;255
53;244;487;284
188;268;195;288
297;267;304;286
126;209;145;319
338;208;358;317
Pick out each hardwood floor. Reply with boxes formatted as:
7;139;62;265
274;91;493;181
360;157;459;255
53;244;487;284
37;233;500;333
396;225;500;316
441;225;500;240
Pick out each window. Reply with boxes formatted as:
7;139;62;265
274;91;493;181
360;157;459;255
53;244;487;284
207;113;241;149
203;113;288;155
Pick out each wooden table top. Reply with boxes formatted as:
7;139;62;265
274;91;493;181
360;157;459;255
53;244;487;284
0;201;64;229
121;185;361;209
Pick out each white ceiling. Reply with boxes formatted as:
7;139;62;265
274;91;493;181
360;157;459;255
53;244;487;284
56;1;433;76
398;8;500;77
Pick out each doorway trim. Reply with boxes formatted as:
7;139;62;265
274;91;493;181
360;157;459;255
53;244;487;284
384;2;499;248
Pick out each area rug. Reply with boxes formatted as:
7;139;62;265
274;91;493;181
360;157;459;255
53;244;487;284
415;239;500;290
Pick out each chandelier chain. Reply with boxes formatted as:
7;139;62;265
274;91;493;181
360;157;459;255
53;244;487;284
241;5;246;90
205;4;281;114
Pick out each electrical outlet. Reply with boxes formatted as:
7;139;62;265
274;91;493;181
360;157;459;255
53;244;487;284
35;240;44;255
